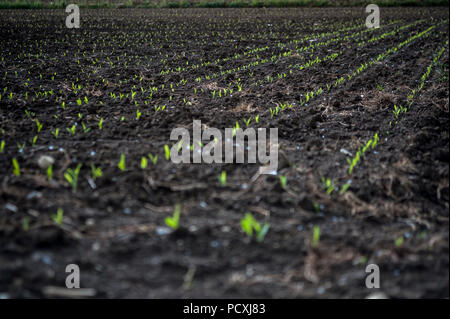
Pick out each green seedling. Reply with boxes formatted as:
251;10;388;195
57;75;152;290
17;142;25;152
64;164;82;192
31;135;38;147
148;153;158;165
99;117;104;130
340;181;351;194
12;158;20;176
279;175;287;189
67;124;76;135
313;202;320;214
372;133;379;149
52;128;59;138
118;154;126;171
35;119;43;133
81;122;91;133
136;109;142;120
165;204;181;230
91;164;103;180
0;140;5;153
395;236;404;247
46;164;53;181
393;104;401;119
52;208;64;226
140;156;148;169
22;217;30;231
321;177;335;195
219;170;226;186
240;212;270;243
312;225;321;247
164;144;171;161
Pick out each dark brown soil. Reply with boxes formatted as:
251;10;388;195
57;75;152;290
0;7;448;299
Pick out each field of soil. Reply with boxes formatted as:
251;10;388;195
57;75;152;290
0;7;448;298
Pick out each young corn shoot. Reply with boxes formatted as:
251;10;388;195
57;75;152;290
148;153;158;165
64;164;82;193
219;170;226;187
52;208;64;226
141;156;148;169
321;177;335;195
67;124;76;135
46;164;53;181
52;128;59;138
279;175;287;189
164;145;171;161
12;158;20;176
165;204;181;230
91;164;103;180
312;225;321;247
240;212;270;243
118;154;126;171
339;180;351;194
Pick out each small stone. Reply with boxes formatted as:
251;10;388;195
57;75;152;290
155;227;172;236
38;155;54;169
5;203;18;213
340;148;352;156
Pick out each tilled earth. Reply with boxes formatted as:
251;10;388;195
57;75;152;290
0;7;448;298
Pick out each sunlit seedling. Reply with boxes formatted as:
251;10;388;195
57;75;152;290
240;212;270;243
91;164;103;180
321;177;335;195
52;128;59;138
395;236;404;247
118;154;126;171
164;145;171;161
67;124;76;135
339;180;351;194
52;208;64;226
35;119;43;133
81;122;91;133
64;164;82;193
46;164;53;181
279;175;287;189
12;158;20;176
219;170;226;187
141;156;148;169
30;135;38;147
146;153;157;165
165;204;181;230
312;225;320;247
